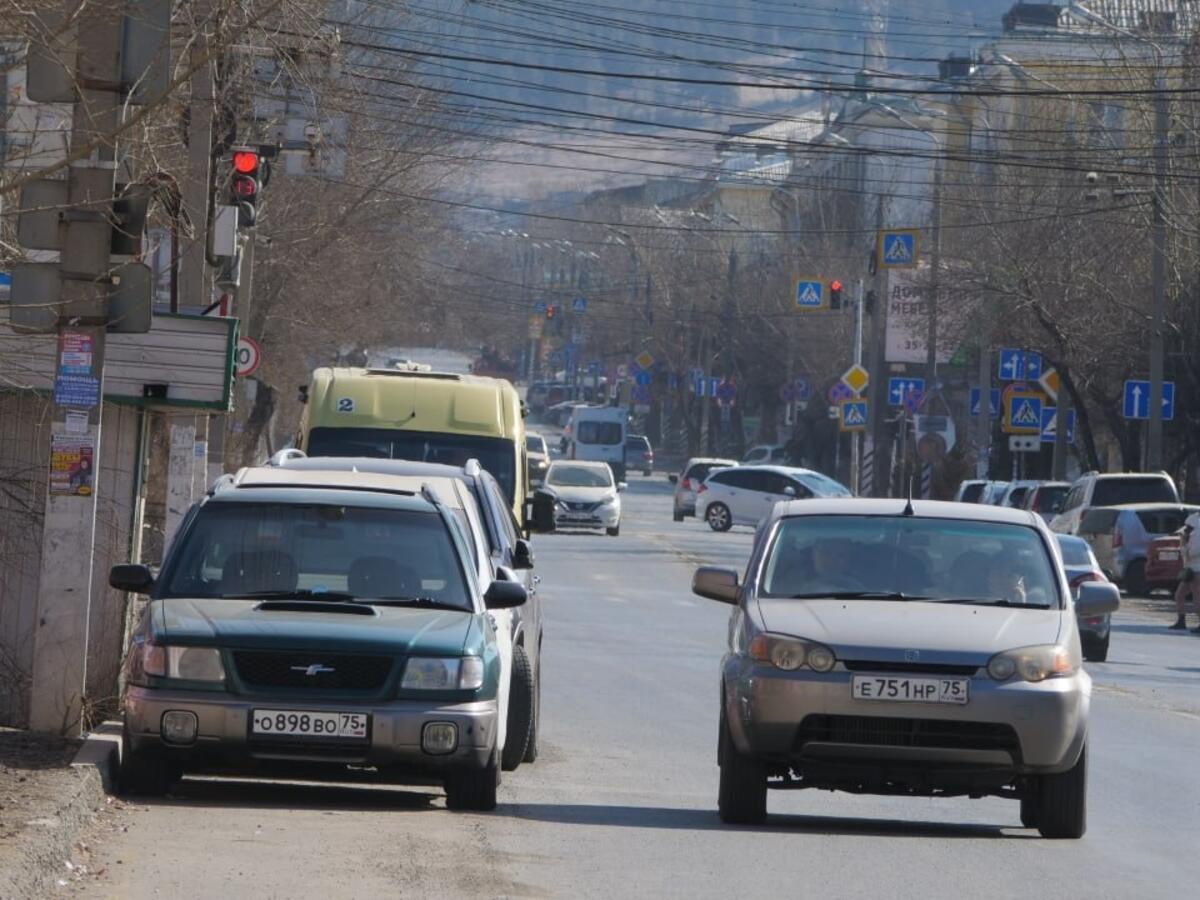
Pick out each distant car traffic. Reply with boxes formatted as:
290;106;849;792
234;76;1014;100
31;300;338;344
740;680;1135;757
998;480;1041;509
669;458;738;522
1050;472;1180;535
565;406;628;481
694;498;1119;837
1056;534;1112;662
953;480;988;503
741;444;790;465
1075;503;1200;594
697;465;851;532
527;432;550;486
624;435;654;476
544;460;624;536
1023;482;1071;521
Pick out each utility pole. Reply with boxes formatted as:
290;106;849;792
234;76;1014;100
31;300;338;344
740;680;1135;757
1147;70;1169;472
867;194;888;496
1052;384;1071;481
976;325;992;480
849;279;865;494
28;7;123;733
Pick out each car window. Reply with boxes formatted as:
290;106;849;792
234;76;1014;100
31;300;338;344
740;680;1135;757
1056;536;1094;567
1079;508;1119;534
1032;485;1069;513
1007;487;1031;507
1092;477;1178;506
960;483;985;503
576;421;622;444
795;471;852;497
761;515;1061;607
758;473;794;495
1062;485;1084;512
161;502;471;608
548;464;613;487
1134;508;1190;535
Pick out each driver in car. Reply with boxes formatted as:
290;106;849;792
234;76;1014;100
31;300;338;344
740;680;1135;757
809;537;856;590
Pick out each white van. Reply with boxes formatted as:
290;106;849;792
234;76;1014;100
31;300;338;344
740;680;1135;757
567;405;628;481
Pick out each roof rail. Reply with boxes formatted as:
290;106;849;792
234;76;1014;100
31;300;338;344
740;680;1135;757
420;482;444;507
267;448;308;467
208;473;236;495
463;458;482;477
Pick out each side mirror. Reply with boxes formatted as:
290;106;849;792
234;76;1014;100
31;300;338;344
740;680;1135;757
617;482;627;493
110;563;155;594
529;489;557;534
783;486;797;497
1076;581;1120;617
693;566;739;604
668;474;678;484
484;580;528;609
513;538;535;570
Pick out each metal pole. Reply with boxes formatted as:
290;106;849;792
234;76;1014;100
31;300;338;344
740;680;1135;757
1147;72;1168;470
925;153;944;388
1052;384;1071;481
868;194;888;496
851;279;865;494
976;332;991;479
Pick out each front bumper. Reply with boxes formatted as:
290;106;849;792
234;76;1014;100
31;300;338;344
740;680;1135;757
124;686;497;774
723;657;1089;778
554;505;620;528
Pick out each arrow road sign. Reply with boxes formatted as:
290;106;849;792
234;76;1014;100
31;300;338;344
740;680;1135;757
1040;406;1076;444
1038;367;1060;401
878;230;919;268
970;387;1001;419
888;376;925;406
1024;352;1043;381
795;279;824;308
534;300;547;314
1123;379;1175;420
998;348;1025;381
1008;395;1042;433
840;400;868;431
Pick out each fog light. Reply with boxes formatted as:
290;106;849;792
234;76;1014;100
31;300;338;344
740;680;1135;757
422;722;458;755
161;710;198;745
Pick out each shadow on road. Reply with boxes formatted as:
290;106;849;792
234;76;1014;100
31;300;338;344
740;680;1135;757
1110;622;1184;636
145;776;439;812
505;802;1032;839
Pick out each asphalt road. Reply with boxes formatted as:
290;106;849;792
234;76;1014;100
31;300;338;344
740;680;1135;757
76;476;1200;899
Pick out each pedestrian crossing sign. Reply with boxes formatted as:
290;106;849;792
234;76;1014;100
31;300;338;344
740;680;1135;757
877;229;919;269
1005;394;1043;434
795;278;824;309
840;400;868;431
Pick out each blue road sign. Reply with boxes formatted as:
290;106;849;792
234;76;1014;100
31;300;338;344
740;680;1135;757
1123;379;1175;421
828;381;853;404
842;400;868;429
549;351;563;366
794;377;810;401
970;387;1001;419
879;231;917;267
587;362;601;375
634;371;652;386
1040;407;1076;444
998;348;1025;381
1024;351;1043;381
903;389;925;416
572;296;587;313
1008;394;1042;432
887;376;925;406
795;280;823;308
631;384;651;404
534;300;547;314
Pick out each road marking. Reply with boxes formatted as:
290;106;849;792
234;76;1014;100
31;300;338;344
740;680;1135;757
674;599;696;607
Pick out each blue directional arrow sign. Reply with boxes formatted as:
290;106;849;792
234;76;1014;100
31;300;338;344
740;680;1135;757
1040;407;1076;444
969;387;1001;419
1008;394;1042;433
587;362;601;375
1024;351;1043;381
1123;379;1175;420
795;279;824;308
887;376;925;406
998;348;1025;381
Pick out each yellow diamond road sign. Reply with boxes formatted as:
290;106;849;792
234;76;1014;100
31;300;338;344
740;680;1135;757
635;350;655;371
1038;367;1059;401
841;364;869;395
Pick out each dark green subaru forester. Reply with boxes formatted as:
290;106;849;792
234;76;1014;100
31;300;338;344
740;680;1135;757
110;468;527;810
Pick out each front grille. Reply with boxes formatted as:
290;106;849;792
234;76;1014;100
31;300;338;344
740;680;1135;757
842;660;979;676
568;501;598;512
232;651;393;691
795;715;1020;755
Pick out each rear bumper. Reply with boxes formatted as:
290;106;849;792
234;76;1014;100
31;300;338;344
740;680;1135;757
124;686;497;774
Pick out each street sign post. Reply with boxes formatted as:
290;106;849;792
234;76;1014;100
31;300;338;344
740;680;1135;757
572;296;587;314
841;364;869;395
1009;435;1039;453
234;336;261;377
969;387;1001;419
1123;379;1175;421
887;376;924;406
998;348;1025;381
795;278;824;309
634;371;652;386
635;350;655;371
877;229;919;268
1024;352;1043;381
840;400;868;431
1038;367;1060;401
828;381;854;405
794;377;810;401
1005;393;1043;434
1040;407;1076;444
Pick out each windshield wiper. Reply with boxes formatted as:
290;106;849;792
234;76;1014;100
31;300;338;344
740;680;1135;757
936;597;1052;609
225;590;356;602
787;591;933;601
356;596;467;611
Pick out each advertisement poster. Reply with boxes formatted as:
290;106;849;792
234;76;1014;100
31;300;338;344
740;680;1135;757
50;435;95;496
53;329;100;409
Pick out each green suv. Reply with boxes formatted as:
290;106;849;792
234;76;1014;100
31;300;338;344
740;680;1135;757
110;467;526;810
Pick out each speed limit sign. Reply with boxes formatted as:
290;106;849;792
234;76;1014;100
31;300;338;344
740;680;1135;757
235;336;261;377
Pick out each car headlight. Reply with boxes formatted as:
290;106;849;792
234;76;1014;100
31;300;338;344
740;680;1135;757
987;644;1078;682
555;500;568;511
748;633;836;672
401;656;485;691
599;495;618;507
167;647;225;683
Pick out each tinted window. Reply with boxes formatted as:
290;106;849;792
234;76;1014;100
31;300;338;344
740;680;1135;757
1063;485;1084;511
576;421;622;444
1056;536;1093;566
526;435;546;453
759;473;796;495
1134;508;1191;535
626;436;650;451
1007;487;1031;507
1092;477;1178;507
796;471;852;497
308;427;516;505
1079;508;1119;534
1031;485;1069;513
162;503;470;608
687;462;733;482
711;469;755;489
960;483;985;503
761;515;1061;607
548;464;613;487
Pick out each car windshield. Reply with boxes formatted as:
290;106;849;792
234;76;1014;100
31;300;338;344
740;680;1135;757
960;483;985;503
761;515;1061;608
795;471;853;497
1056;536;1093;567
526;435;545;453
576;421;622;444
160;502;472;609
1032;485;1069;512
307;427;516;505
548;464;612;487
1135;507;1194;535
1092;477;1177;506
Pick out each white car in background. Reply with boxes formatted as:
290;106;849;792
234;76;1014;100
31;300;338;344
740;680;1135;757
544;460;625;536
698;465;851;532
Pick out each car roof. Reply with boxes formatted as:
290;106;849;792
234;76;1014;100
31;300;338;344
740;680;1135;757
548;459;610;470
1081;471;1173;481
1055;533;1090;547
271;454;479;481
1033;481;1071;489
772;497;1041;526
745;464;822;477
686;457;737;466
227;466;459;507
1109;502;1200;511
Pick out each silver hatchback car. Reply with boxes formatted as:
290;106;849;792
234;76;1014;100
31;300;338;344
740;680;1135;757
693;498;1119;838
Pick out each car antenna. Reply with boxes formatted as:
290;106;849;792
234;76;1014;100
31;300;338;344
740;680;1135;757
902;477;915;516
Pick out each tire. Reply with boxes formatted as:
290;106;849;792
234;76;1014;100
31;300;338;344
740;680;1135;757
717;707;767;825
119;727;178;797
673;509;684;523
501;645;534;771
706;502;733;533
607;525;620;537
1083;635;1110;663
523;657;540;764
445;753;499;812
1124;559;1148;597
1020;790;1039;829
1036;743;1087;839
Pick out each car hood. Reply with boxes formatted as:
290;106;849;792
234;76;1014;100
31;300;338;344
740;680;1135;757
148;598;475;656
547;485;616;504
757;598;1064;664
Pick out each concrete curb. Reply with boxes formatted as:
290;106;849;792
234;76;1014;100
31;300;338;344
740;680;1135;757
0;726;118;900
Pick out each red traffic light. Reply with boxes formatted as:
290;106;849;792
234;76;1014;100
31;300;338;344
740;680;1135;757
545;305;556;319
829;279;842;292
231;175;257;198
232;150;259;174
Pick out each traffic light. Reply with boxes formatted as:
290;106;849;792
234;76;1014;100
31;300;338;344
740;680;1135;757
230;147;261;227
828;279;843;310
545;304;557;320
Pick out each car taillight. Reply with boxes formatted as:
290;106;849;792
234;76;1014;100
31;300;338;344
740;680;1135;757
643;451;653;461
681;477;692;490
